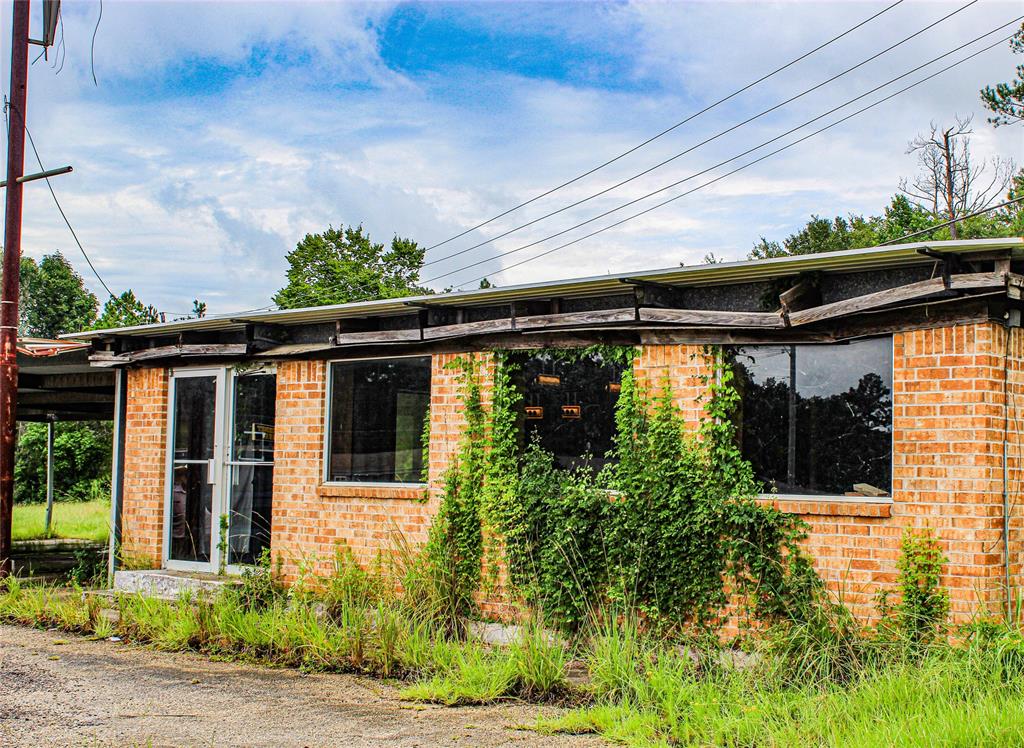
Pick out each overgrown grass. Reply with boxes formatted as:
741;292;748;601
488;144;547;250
3;543;1024;748
537;642;1024;747
12;499;109;542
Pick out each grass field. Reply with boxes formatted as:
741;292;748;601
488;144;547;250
12;500;110;543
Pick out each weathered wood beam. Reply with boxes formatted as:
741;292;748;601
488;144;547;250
642;294;994;345
786;273;1003;327
1006;272;1024;300
641;329;834;345
779;280;821;315
89;343;248;366
332;328;422;346
638;307;784;328
516;308;637;330
421;318;514;341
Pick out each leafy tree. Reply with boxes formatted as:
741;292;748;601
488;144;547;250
749;214;878;259
92;289;161;330
273;224;429;309
19;252;97;338
14;421;112;504
980;23;1024;127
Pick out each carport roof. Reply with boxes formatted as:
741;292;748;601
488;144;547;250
17;338;115;421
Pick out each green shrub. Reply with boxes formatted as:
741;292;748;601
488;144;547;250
509;617;570;699
895;527;950;643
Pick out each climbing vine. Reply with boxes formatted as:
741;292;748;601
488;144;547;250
424;345;818;634
894;527;949;643
423;356;488;630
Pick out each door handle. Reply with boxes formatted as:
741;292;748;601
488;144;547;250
207;459;216;485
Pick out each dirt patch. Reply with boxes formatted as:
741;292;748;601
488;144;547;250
0;624;601;748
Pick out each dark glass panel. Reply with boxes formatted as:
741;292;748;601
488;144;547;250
328;357;431;483
515;351;624;473
227;463;274;566
169;462;213;563
232;373;277;462
173;376;216;461
228;371;277;565
730;337;893;496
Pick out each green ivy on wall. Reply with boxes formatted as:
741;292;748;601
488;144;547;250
423;356;487;631
425;345;818;634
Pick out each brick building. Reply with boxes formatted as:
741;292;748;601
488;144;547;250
77;238;1024;623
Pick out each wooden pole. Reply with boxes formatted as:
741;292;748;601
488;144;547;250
0;0;31;578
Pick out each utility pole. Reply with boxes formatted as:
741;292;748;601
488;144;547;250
0;0;30;577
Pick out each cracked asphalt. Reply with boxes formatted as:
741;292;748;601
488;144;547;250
0;624;601;748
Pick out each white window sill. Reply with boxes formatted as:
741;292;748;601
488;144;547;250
761;493;893;504
321;481;427;489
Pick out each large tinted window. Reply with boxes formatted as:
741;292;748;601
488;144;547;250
515;351;625;473
729;337;893;497
327;357;431;483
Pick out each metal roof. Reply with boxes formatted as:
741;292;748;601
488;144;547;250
66;237;1024;340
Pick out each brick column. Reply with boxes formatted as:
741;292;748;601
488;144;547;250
120;367;169;568
633;343;712;428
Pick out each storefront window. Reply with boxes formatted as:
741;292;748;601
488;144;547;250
327;357;431;483
514;351;625;473
728;337;893;497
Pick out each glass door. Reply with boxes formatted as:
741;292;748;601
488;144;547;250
166;369;223;569
226;369;277;569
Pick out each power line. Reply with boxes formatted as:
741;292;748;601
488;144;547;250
90;0;103;86
20;112;118;300
878;195;1024;245
421;0;908;254
423;0;979;269
448;33;1015;290
424;18;1019;288
10;102;177;322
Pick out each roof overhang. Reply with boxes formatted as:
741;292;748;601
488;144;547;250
64;238;1024;341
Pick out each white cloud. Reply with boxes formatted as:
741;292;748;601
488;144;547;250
1;1;1020;316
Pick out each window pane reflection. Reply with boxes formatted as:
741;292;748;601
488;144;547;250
515;351;624;473
232;373;276;462
170;462;212;563
227;463;274;566
173;377;216;460
328;358;431;483
729;337;893;496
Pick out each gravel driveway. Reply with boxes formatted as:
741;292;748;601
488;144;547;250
0;624;601;748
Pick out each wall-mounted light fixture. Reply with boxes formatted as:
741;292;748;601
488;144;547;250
561;405;581;420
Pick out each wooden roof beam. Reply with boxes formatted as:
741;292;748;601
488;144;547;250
787;272;1004;327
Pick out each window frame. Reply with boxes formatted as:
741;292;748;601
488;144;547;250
322;353;432;488
726;336;896;504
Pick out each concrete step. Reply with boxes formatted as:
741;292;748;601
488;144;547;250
113;569;240;600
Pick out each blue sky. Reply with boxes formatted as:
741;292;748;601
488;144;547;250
3;0;1022;316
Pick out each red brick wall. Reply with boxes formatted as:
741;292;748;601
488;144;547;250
115;324;1022;623
633;343;711;423
270;353;494;581
635;324;1017;624
120;367;168;567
